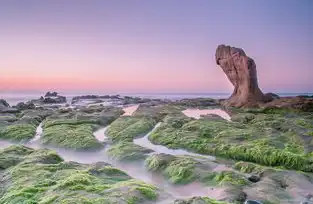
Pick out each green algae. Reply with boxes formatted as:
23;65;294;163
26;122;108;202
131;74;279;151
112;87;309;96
0;115;17;123
145;153;250;186
145;154;199;184
133;104;184;121
106;116;156;142
41;123;103;150
148;112;313;172
164;157;198;184
0;145;160;204
43;119;96;128
107;142;152;160
208;171;249;186
145;153;175;172
233;161;265;174
0;124;37;141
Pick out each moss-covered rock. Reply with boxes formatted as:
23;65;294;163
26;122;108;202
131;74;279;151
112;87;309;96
202;171;250;187
107;142;152;160
145;153;176;172
172;98;219;108
41;122;103;150
0;115;18;123
133;104;184;121
0;145;161;204
0;109;51;142
233;161;266;174
145;154;203;184
106;116;156;142
145;154;246;186
46;106;123;127
0;123;37;141
148;112;313;172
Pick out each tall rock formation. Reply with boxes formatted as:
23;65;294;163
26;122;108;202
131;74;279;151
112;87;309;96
215;44;267;107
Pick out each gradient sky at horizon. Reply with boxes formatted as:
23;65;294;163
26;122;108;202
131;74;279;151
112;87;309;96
1;0;312;93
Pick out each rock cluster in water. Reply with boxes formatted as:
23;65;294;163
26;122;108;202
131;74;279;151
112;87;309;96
0;99;10;109
29;92;67;105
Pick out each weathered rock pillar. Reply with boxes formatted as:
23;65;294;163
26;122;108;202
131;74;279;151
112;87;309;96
215;44;266;107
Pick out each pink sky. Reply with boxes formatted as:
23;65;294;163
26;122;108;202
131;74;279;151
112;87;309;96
1;1;312;93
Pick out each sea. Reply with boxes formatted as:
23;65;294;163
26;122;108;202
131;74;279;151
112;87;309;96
1;91;312;106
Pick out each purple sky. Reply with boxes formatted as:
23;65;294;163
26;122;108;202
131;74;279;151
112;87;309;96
1;0;312;93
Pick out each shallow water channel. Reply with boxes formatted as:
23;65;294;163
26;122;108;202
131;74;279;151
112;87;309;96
0;107;232;202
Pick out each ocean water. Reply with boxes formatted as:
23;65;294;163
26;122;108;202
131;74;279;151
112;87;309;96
1;91;312;106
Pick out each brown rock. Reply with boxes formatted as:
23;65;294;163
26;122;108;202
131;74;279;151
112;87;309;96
215;45;268;107
262;96;313;112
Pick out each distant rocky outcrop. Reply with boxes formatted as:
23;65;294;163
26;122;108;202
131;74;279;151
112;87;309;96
71;95;113;104
71;94;156;106
43;96;66;104
42;92;66;104
215;45;271;107
14;102;36;110
0;100;18;113
29;92;66;105
0;99;10;109
44;91;58;97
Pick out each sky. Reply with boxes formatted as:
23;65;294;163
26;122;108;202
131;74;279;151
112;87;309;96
0;0;312;94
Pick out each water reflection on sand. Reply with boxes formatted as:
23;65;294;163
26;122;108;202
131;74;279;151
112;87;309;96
122;104;139;116
182;108;231;121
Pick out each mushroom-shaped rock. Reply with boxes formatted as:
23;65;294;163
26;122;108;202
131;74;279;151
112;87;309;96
215;44;267;107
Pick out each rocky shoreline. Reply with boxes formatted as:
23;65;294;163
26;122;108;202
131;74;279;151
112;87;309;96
1;90;313;203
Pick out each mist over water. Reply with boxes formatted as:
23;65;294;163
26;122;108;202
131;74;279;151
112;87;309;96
0;107;233;201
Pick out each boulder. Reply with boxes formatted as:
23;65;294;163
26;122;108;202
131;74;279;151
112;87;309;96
215;45;270;107
262;96;313;112
14;102;36;110
44;91;58;97
0;99;10;109
264;92;280;102
173;98;218;107
43;95;66;104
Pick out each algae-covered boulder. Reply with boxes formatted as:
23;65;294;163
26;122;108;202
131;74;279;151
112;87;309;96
202;171;250;187
0;114;18;123
145;154;200;184
0;108;50;142
41;122;103;150
0;123;37;141
133;104;183;121
0;145;34;170
107;142;152;160
0;145;162;204
149;111;313;172
172;98;219;108
145;154;246;186
40;106;124;150
106;116;156;142
14;102;36;110
47;106;123;126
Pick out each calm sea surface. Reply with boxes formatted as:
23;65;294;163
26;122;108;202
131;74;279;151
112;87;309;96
1;92;312;106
